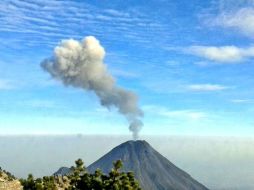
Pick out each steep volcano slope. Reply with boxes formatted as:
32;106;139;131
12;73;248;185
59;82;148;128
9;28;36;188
87;140;208;190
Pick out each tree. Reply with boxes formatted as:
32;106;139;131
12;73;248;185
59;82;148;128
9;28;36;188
20;174;57;190
21;159;142;190
20;174;36;190
69;159;141;190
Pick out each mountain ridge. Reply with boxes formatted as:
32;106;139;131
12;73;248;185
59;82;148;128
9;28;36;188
54;140;208;190
87;140;208;190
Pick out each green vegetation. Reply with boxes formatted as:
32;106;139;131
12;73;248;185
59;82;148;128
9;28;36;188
20;159;141;190
20;174;57;190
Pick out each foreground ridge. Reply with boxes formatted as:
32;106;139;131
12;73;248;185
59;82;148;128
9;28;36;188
0;169;22;190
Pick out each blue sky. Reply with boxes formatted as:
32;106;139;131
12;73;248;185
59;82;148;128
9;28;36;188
1;0;254;136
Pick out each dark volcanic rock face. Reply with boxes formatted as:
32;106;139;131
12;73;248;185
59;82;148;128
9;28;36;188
53;167;73;176
87;140;209;190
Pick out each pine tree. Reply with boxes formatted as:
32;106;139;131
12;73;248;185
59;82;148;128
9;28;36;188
21;159;142;190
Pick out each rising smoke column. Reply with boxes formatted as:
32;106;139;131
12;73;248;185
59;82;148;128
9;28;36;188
41;36;143;140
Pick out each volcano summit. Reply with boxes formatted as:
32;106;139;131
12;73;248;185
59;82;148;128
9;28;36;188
88;140;208;190
55;140;208;190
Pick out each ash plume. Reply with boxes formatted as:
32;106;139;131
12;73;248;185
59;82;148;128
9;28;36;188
41;36;143;140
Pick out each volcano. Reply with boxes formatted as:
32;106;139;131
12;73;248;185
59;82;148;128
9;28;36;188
54;140;208;189
87;140;208;190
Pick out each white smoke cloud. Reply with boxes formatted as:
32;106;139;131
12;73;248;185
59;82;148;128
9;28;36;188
41;36;143;140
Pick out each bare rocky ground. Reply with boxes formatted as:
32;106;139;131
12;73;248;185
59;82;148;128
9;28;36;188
0;171;22;190
0;171;69;190
0;164;73;190
0;180;22;190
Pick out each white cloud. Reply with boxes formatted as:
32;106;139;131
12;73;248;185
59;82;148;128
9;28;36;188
0;1;164;49
231;99;254;103
0;80;15;90
104;9;130;17
188;45;254;62
143;105;206;121
161;110;206;121
21;100;57;108
211;7;254;37
186;84;228;91
111;68;139;78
